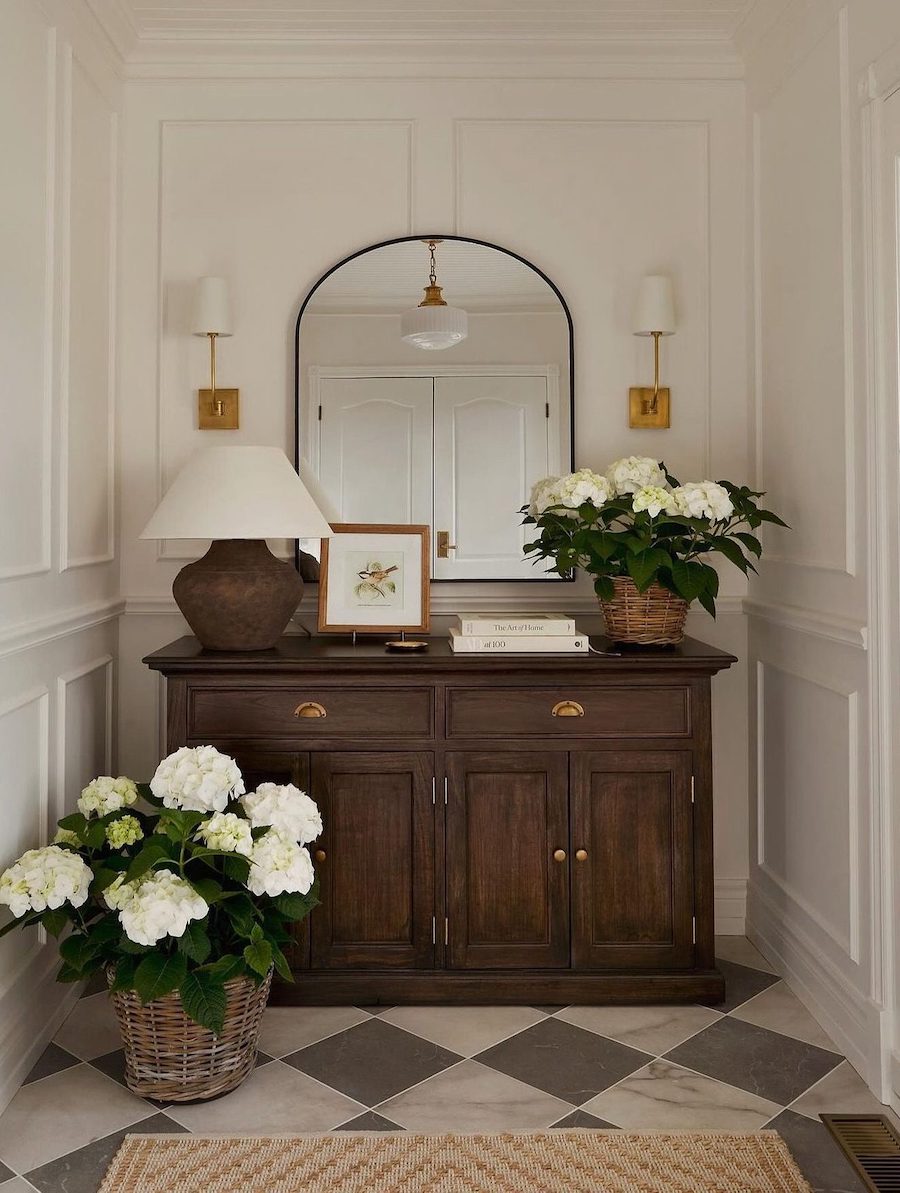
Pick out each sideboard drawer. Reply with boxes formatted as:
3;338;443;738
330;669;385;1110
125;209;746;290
446;686;690;738
189;687;434;739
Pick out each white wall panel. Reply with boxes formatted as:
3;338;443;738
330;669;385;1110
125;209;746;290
56;656;113;820
61;55;117;570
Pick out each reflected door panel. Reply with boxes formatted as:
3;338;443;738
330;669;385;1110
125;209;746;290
433;375;550;580
317;377;433;524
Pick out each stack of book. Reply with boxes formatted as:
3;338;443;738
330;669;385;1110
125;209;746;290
449;613;588;654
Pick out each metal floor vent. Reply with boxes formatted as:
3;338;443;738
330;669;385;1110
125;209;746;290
822;1114;900;1192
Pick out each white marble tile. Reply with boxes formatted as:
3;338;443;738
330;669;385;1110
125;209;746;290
556;1005;721;1055
378;1006;546;1057
790;1060;900;1125
378;1060;572;1132
715;936;778;974
583;1059;780;1131
52;993;122;1061
730;983;837;1051
257;1006;371;1058
165;1060;364;1134
0;1065;149;1173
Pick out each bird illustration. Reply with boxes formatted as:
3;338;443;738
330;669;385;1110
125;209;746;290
354;561;399;600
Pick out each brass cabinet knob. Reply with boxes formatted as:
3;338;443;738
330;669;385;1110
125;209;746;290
314;849;326;863
553;848;567;862
295;701;326;719
575;849;588;862
551;700;585;718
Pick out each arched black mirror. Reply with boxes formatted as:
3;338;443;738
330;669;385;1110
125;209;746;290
295;235;574;582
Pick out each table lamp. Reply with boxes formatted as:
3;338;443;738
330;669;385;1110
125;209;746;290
141;446;332;651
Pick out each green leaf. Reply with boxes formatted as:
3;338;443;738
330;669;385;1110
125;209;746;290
90;867;121;895
134;952;188;1004
188;877;222;906
177;921;211;964
626;549;666;592
711;537;751;573
755;509;790;528
698;589;718;618
593;575;615;601
118;934;151;955
243;936;273;977
108;956;136;993
733;531;762;558
222;854;251;883
180;970;227;1034
125;843;170;883
137;782;164;808
224;896;259;937
40;907;69;937
670;559;707;603
204;953;244;982
56;961;85;983
271;888;319;920
59;933;95;972
269;940;294;983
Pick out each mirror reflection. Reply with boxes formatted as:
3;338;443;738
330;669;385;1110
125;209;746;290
296;237;573;581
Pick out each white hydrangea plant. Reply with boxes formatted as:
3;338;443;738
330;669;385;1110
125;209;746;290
522;456;786;613
0;747;322;1033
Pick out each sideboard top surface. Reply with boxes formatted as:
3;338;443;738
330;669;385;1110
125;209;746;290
144;634;736;676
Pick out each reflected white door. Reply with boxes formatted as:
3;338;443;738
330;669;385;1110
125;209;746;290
318;377;433;524
432;375;551;580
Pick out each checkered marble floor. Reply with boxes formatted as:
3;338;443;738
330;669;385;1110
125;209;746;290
0;938;892;1193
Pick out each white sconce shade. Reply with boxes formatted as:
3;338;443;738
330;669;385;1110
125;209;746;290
401;303;468;351
192;276;233;337
632;275;676;337
140;447;332;541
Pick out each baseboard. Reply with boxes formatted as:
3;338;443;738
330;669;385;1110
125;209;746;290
0;950;82;1115
715;878;748;935
747;877;883;1090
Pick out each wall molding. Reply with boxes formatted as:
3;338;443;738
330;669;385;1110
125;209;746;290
0;598;123;661
744;597;867;648
715;877;748;935
55;655;114;823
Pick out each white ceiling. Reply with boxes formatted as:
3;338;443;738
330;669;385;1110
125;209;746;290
308;239;563;313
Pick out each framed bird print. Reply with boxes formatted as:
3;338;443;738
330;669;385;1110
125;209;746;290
317;524;430;634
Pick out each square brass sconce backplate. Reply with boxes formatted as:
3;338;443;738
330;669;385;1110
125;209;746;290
198;388;240;430
629;387;670;429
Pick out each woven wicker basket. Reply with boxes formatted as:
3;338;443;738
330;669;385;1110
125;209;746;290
600;577;689;645
109;968;272;1102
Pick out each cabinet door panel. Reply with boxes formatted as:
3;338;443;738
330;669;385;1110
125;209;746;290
571;751;694;969
310;752;434;970
446;752;569;969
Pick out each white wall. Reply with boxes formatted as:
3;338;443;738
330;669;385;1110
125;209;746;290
116;70;751;933
743;0;900;1101
0;0;121;1111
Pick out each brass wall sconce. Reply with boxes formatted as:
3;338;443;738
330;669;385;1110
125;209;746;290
629;274;676;429
193;276;239;430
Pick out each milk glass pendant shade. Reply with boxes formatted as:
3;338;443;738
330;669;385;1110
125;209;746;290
192;277;233;337
401;240;468;350
632;275;676;336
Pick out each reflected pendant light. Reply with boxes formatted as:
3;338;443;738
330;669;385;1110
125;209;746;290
401;239;468;350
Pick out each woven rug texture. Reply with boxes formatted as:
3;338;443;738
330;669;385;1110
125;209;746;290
98;1130;813;1193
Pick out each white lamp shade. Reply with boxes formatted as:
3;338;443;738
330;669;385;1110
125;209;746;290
298;457;341;525
140;447;333;541
632;275;676;336
192;276;233;337
401;303;468;350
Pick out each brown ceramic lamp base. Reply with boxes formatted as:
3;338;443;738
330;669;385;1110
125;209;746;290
173;539;303;651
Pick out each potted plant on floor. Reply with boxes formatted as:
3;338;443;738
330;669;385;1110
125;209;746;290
0;747;321;1102
523;456;787;645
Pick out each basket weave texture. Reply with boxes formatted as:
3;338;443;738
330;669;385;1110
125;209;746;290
109;969;272;1102
600;577;689;645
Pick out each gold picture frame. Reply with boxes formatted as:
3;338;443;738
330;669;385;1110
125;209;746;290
317;524;431;635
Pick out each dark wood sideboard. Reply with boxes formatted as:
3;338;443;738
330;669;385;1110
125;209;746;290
145;634;735;1006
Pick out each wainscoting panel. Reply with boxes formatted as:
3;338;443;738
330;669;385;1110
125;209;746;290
56;655;113;821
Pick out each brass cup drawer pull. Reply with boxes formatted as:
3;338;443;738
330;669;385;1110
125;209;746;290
575;849;588;862
551;699;585;718
553;849;567;862
294;701;327;719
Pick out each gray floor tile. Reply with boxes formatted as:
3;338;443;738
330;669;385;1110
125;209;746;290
335;1110;404;1131
52;993;122;1061
284;1018;461;1106
716;959;781;1012
87;1050;169;1108
665;1015;842;1105
715;936;778;974
25;1113;187;1193
731;983;837;1050
475;1016;652;1106
0;1180;39;1192
551;1109;618;1129
22;1044;79;1086
768;1109;869;1193
0;1164;12;1184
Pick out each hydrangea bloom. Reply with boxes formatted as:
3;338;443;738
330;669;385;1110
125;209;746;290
606;456;669;496
241;784;322;845
106;816;144;849
115;870;208;946
528;475;561;516
671;481;734;522
77;776;138;819
150;745;244;814
246;828;315;898
52;828;81;848
529;470;612;517
196;811;253;857
632;485;677;518
0;846;92;918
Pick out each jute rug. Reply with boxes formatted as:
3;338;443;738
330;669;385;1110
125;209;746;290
98;1131;813;1192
